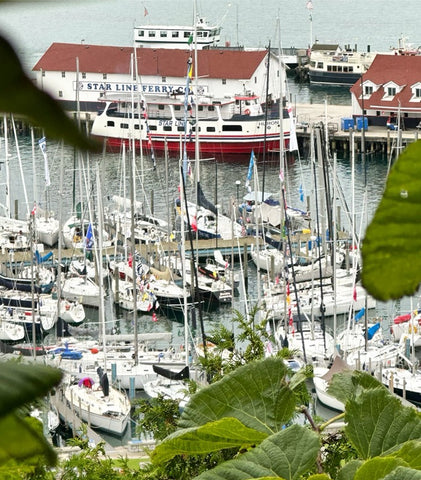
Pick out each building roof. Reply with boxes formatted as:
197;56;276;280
32;43;268;80
351;54;421;110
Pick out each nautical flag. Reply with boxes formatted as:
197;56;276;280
188;60;193;78
298;184;304;202
245;150;255;193
152;312;158;322
187;34;194;51
354;307;365;322
353;286;357;301
191;215;198;232
306;0;313;10
38;136;50;187
85;223;93;249
367;322;380;340
31;202;37;216
144;6;148;16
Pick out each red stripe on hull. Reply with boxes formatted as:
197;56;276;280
95;135;291;156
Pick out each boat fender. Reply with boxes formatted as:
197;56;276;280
244;108;251;115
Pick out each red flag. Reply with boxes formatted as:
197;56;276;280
31;202;37;216
353;286;357;301
144;6;149;16
191;216;198;232
152;312;158;322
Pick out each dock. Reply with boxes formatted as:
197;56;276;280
294;103;420;155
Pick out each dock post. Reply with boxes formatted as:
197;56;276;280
387;130;391;155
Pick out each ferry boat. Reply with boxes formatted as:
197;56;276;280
308;43;377;85
134;17;221;50
90;92;290;156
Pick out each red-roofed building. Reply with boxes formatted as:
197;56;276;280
32;43;286;116
350;54;421;129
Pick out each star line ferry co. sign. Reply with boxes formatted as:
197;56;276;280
73;81;207;95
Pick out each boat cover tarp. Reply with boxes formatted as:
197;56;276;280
197;182;217;214
153;364;190;380
322;355;350;382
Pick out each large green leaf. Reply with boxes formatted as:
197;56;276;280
0;414;56;466
327;370;384;405
361;141;421;300
383;466;421;479
152;417;268;464
337;459;364;480
0;35;99;152
307;475;331;480
179;357;296;434
345;388;421;459
192;424;319;480
354;457;408;480
391;440;421;469
0;362;62;417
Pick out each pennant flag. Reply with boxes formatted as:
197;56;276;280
306;0;313;10
85;223;94;249
354;307;365;322
38;136;50;187
298;184;304;202
31;202;37;216
187;33;194;51
188;61;193;78
245;150;255;193
144;6;148;16
353;286;357;301
367;322;380;340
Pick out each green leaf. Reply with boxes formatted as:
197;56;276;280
361;141;421;300
345;388;421;459
0;414;56;466
354;457;408;480
307;475;331;480
152;417;268;464
328;370;384;405
0;35;99;152
337;459;364;480
192;424;320;480
0;362;62;417
180;357;296;435
391;440;421;469
383;466;421;480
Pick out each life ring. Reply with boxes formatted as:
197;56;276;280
244;108;251;115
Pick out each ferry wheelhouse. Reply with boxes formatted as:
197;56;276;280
91;92;290;156
134;17;221;50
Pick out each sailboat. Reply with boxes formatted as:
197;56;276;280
62;161;131;435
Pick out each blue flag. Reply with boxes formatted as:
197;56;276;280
245;150;255;193
367;322;380;340
354;307;365;322
299;184;304;202
85;223;94;249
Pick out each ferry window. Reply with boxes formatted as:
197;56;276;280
184;31;191;38
58;91;63;97
332;66;337;72
327;66;332;72
160;31;167;38
388;87;396;96
310;61;316;68
163;126;172;132
222;79;227;85
107;121;115;127
376;111;380;116
172;31;179;38
42;71;45;77
364;86;373;95
198;105;204;111
138;30;145;37
134;124;140;130
338;66;342;72
208;105;215;112
207;126;216;132
61;72;66;78
349;67;353;72
343;67;348;72
158;105;165;110
103;73;107;80
149;125;157;131
82;72;86;79
317;62;323;68
120;123;129;129
148;31;156;38
197;32;203;37
174;105;181;111
177;126;184;132
223;125;242;132
203;32;208;37
162;76;166;83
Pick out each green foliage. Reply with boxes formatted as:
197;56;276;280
133;394;181;441
361;140;421;300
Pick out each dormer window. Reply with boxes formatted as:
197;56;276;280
387;87;396;96
364;85;373;96
409;83;421;102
